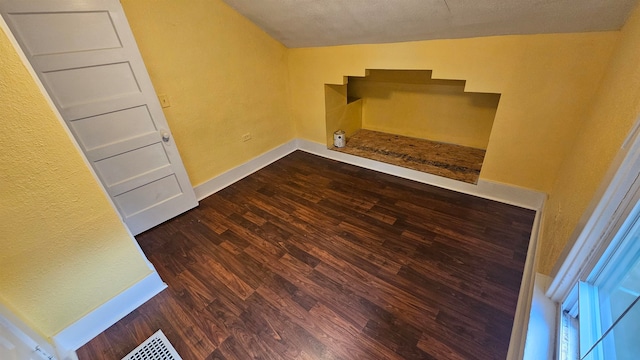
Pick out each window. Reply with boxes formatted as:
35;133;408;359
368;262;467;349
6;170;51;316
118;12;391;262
578;202;640;359
561;201;640;360
549;119;640;360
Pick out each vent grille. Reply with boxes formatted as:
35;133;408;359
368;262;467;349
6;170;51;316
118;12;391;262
122;330;182;360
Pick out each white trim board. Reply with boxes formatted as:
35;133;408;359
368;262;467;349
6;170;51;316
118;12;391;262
523;274;558;360
506;208;544;360
52;272;167;359
194;140;298;201
194;138;547;210
296;139;547;210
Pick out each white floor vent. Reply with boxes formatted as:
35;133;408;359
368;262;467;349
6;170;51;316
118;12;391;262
122;330;182;360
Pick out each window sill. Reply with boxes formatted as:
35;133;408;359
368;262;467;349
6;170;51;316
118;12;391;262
524;273;559;360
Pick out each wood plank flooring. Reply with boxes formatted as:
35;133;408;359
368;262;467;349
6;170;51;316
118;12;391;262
77;151;534;360
332;129;486;184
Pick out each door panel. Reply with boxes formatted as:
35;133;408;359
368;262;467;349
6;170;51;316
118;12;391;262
115;175;183;217
1;0;198;235
43;62;141;108
95;143;171;187
8;11;121;55
70;106;157;150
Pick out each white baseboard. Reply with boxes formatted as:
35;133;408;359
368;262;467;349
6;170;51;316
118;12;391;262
52;271;167;358
295;138;547;210
193;140;298;201
193;138;546;209
506;206;544;359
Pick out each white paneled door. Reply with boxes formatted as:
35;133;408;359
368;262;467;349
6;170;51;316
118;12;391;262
1;0;198;235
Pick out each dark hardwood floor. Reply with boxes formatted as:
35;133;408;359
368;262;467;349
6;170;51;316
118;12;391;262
77;151;535;360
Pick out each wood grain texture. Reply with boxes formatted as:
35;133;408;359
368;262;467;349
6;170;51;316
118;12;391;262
77;151;534;360
332;129;486;184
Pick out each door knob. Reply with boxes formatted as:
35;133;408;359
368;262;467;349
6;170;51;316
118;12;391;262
161;130;170;142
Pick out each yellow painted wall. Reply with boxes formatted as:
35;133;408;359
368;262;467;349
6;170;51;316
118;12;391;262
120;0;293;187
540;5;640;275
0;27;152;339
324;84;362;146
348;70;500;149
289;32;618;193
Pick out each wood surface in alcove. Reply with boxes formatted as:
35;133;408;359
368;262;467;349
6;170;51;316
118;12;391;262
333;129;485;184
326;70;500;184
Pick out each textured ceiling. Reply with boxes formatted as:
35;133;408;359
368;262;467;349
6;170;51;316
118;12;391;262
222;0;638;48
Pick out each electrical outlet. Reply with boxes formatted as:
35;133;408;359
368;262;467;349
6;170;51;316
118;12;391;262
241;133;252;142
158;94;171;108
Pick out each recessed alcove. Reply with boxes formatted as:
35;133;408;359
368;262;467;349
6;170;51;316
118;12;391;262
325;69;501;184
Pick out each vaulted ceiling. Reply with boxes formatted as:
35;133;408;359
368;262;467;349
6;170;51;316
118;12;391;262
222;0;638;48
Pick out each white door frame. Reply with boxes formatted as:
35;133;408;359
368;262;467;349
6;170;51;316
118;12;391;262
0;303;65;360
